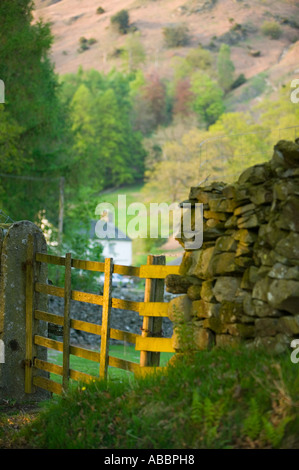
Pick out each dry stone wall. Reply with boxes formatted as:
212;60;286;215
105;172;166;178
166;140;299;355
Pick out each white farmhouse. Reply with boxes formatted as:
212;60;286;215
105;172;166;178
89;219;132;266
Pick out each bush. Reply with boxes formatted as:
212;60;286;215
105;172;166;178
87;38;97;46
261;21;282;39
77;37;97;53
96;6;105;14
231;73;247;89
163;24;190;48
110;9;130;34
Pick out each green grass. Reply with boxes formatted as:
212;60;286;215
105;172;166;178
47;345;174;383
18;346;299;449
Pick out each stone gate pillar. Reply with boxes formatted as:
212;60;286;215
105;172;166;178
0;221;50;402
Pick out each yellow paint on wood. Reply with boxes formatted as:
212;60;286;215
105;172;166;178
62;253;71;391
139;302;169;317
113;264;140;277
35;310;64;326
70;344;101;363
35;282;103;305
36;252;106;273
71;290;103;305
99;258;113;380
111;297;140;312
136;337;175;353
139;264;180;279
33;376;63;395
108;356;140;373
34;358;62;376
135;366;167;377
36;252;65;266
35;282;64;298
72;258;105;272
35;335;63;352
110;328;139;344
71;318;101;335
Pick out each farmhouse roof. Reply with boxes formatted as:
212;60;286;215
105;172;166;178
89;219;132;242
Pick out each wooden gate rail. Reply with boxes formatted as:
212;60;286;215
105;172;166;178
25;247;180;396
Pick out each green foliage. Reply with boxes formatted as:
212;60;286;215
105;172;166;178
243;398;263;440
61;69;146;194
191;72;225;127
237;73;267;102
191;392;227;447
111;9;130;34
96;6;105;14
0;0;72;223
78;37;97;53
163;24;190;48
18;347;298;449
172;46;213;82
261;21;282;39
242;397;294;448
121;32;146;72
217;44;235;92
231;73;247;90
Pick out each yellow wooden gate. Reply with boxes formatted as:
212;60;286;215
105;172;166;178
25;235;180;395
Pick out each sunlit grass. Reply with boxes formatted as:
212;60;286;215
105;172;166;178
20;346;299;449
47;344;174;385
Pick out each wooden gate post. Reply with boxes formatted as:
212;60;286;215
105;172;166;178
99;257;113;380
140;255;166;368
62;253;72;392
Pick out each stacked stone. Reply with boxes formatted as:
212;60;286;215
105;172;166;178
166;139;299;354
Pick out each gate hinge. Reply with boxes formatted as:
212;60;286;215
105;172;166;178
22;359;32;368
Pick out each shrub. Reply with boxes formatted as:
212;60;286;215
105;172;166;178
163;24;190;48
261;21;282;39
87;38;97;46
78;37;89;53
231;73;247;89
110;9;130;34
77;37;97;53
96;6;105;14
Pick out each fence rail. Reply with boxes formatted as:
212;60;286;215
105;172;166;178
25;244;179;396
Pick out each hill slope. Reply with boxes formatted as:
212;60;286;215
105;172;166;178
33;0;299;94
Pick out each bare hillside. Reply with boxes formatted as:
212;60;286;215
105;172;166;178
33;0;299;93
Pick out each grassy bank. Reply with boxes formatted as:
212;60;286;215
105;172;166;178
17;346;299;449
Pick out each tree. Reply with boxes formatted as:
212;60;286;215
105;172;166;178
173;46;213;81
141;72;168;128
191;73;225;127
121;32;146;72
163;24;190;48
261;21;282;39
111;9;130;34
63;69;146;190
143;126;207;203
0;0;72;222
173;78;194;117
207;112;270;179
217;44;235;93
255;87;299;145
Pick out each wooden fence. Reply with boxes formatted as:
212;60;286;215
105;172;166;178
25;235;180;396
